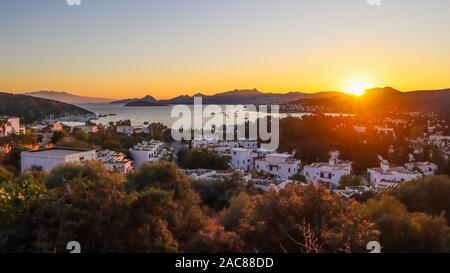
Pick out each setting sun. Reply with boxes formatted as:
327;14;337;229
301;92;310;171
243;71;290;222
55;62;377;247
344;76;375;96
346;82;369;96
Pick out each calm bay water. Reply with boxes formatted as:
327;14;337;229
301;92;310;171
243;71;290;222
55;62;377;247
68;104;311;127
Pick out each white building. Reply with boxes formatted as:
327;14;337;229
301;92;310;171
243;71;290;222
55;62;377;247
255;153;301;179
192;137;216;149
405;162;438;176
0;117;21;137
97;150;133;174
303;151;352;188
231;148;254;172
116;125;134;136
81;125;99;133
21;147;96;172
353;125;367;133
368;160;421;191
248;178;297;192
133;126;150;135
334;186;373;199
375;126;395;135
191;136;238;156
183;169;251;183
239;139;258;150
129;140;166;168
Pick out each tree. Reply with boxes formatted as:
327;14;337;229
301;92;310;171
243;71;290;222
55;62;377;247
0;161;189;252
364;195;450;252
238;184;378;253
50;130;68;144
339;175;364;189
177;148;229;170
0;166;13;184
186;220;243;253
389;175;450;223
219;192;251;232
191;172;248;212
45;160;115;188
127;162;207;248
290;173;306;183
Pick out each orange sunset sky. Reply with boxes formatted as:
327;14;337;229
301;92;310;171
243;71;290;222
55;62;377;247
1;0;450;99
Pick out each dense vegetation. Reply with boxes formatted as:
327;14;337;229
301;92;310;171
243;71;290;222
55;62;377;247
278;115;450;175
177;148;230;170
0;93;93;123
2;160;450;253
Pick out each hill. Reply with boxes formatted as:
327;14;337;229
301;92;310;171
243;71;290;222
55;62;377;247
24;91;114;104
0;93;95;123
289;87;450;115
118;89;338;106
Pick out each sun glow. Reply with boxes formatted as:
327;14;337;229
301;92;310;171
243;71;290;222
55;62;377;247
344;76;375;96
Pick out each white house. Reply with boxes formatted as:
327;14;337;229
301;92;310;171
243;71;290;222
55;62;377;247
303;151;352;188
255;153;301;179
192;137;215;149
116;125;134;136
97;150;133;174
405;162;438;176
239;139;258;150
375;126;395;135
248;178;297;192
0;117;21;137
129;140;165;168
353;125;367;133
368;160;421;191
21;147;96;172
231;148;254;172
183;169;251;183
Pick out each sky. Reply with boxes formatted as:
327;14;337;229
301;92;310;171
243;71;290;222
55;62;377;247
1;0;450;99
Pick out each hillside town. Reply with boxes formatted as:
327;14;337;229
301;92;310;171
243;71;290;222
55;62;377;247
2;110;450;197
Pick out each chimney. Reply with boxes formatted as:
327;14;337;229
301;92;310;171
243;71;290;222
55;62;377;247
380;160;390;173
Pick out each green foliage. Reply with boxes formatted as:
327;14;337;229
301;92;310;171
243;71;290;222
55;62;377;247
364;195;450;252
0;171;47;234
388;175;450;223
45;160;114;188
0;166;13;183
177;148;229;170
191;172;249;212
0;146;29;172
290;173;306;183
127;162;207;248
238;184;378;253
339;175;364;189
50;131;69;145
0;161;207;252
219;192;251;232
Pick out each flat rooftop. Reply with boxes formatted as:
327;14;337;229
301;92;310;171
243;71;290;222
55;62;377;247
23;147;94;157
268;153;292;158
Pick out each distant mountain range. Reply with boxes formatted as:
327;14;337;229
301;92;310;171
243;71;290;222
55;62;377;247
18;87;450;114
111;89;340;106
0;92;94;123
24;91;114;104
290;87;450;114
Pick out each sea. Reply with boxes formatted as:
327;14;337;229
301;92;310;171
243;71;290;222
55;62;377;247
64;103;314;127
